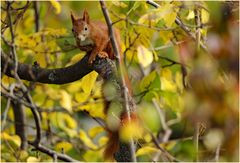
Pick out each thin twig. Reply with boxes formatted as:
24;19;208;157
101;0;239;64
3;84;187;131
1;84;16;131
28;142;79;162
6;2;42;145
193;122;200;161
109;9;176;32
215;143;221;162
149;131;180;162
33;1;39;32
194;3;201;51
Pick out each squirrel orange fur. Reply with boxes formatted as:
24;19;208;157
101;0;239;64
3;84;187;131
71;9;121;64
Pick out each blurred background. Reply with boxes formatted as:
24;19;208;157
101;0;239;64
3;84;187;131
1;1;239;162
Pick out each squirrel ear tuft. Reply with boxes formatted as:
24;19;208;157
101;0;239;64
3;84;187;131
71;11;76;23
82;9;90;24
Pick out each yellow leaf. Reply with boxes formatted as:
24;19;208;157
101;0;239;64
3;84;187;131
112;1;128;8
26;157;40;162
79;129;98;150
49;0;61;14
35;54;46;67
175;71;183;92
1;132;21;147
64;114;77;129
88;126;104;138
67;80;82;93
78;101;105;119
51;112;77;137
75;92;89;103
69;53;85;65
81;71;98;95
201;9;209;23
137;45;153;67
55;141;73;153
187;10;195;20
98;136;108;146
164;11;177;27
60;90;72;113
19;150;29;161
136;146;159;156
160;69;177;92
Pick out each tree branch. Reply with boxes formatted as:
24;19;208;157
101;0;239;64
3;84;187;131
1;52;93;84
33;1;39;32
100;1;136;162
12;100;28;150
28;142;79;162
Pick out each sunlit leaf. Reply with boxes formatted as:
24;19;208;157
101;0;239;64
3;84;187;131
60;90;72;113
1;132;21;148
75;92;89;103
26;157;40;162
136;146;159;156
81;71;98;96
79;129;98;150
160;69;177;92
112;1;128;8
49;0;61;14
98;136;108;146
35;54;47;67
88;126;104;138
55;141;73;153
186;10;195;20
137;45;153;68
201;9;210;23
77;99;105;119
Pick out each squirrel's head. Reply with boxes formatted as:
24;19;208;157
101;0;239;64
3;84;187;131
71;9;90;42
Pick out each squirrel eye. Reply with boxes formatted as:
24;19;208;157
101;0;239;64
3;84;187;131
72;29;74;32
84;27;88;31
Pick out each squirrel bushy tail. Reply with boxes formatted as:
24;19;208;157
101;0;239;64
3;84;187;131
103;130;119;160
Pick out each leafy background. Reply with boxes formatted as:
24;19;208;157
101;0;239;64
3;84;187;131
1;1;239;162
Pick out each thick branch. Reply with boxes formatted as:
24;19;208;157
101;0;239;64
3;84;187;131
12;101;28;150
1;52;94;84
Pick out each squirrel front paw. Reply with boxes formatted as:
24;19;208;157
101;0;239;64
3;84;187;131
98;52;108;58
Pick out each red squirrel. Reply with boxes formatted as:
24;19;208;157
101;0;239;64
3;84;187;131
71;10;135;160
71;9;121;64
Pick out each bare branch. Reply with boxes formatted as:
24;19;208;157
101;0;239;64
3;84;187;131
100;1;136;162
12;100;28;149
33;1;39;32
194;3;201;51
1;51;93;84
28;142;79;162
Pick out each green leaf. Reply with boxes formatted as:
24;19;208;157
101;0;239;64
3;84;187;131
140;71;161;91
